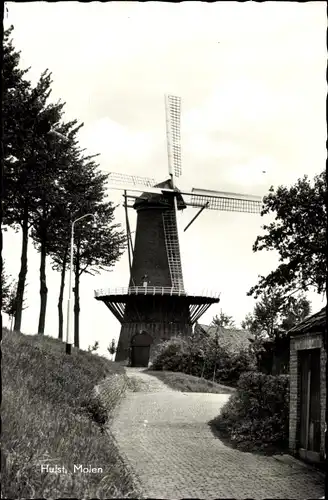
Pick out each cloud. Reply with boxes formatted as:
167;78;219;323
78;118;155;171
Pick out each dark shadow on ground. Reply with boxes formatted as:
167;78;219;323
208;417;288;457
209;422;326;475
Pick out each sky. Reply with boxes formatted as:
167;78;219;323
3;1;326;357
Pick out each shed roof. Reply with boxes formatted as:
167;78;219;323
197;324;254;351
288;307;326;335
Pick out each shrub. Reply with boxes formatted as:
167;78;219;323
212;371;289;450
151;336;189;371
151;334;256;387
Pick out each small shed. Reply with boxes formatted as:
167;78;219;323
288;307;326;464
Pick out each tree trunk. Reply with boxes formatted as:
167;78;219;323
58;248;68;340
74;244;80;348
201;359;206;379
212;361;217;382
37;230;48;334
14;204;29;332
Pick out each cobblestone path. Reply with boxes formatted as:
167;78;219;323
110;368;325;499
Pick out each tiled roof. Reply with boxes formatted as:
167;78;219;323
197;324;254;351
288;307;326;335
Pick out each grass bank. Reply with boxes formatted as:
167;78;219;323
2;328;137;498
146;370;236;394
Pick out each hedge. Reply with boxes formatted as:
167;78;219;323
211;371;289;450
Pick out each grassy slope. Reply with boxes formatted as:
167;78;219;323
2;328;136;499
146;370;236;394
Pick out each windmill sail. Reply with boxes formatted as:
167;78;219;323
106;173;262;214
107;172;157;187
189;189;262;213
165;95;182;179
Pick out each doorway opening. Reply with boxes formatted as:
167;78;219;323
298;348;321;463
130;331;153;367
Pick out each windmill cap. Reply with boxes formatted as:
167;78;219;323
133;178;186;210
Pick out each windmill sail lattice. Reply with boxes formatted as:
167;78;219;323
162;209;185;292
107;172;156;187
166;95;182;178
190;192;260;213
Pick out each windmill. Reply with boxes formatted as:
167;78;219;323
95;95;262;367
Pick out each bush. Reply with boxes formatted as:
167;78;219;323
151;336;190;372
212;371;289;450
151;334;256;387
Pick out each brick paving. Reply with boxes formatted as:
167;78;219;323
110;368;325;499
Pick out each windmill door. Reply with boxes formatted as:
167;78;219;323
298;348;321;463
131;345;151;367
130;331;153;368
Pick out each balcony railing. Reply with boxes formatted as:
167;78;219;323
94;286;220;299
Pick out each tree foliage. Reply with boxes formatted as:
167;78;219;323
43;152;126;345
211;311;235;328
72;199;126;347
1;259;12;308
28;108;84;335
107;339;117;357
1;259;28;328
248;172;326;299
3;25;31;169
87;341;99;353
3;26;126;342
3;282;18;323
242;288;311;340
3;26;33;331
3;27;73;332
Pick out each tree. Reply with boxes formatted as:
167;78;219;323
242;288;311;340
3;26;33;331
211;310;235;328
29;107;84;335
88;340;99;353
42;150;101;340
51;242;69;341
107;339;117;359
3;283;18;332
279;294;311;332
243;290;311;374
3;28;72;333
1;259;12;308
3;27;31;162
3;26;77;334
43;150;126;346
241;314;254;331
244;289;285;339
248;172;326;299
72;200;126;348
1;260;28;331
